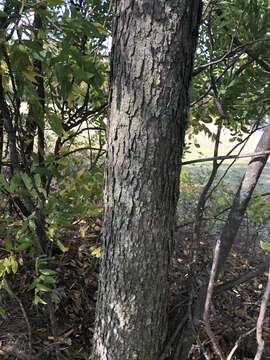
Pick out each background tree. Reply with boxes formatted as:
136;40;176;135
170;1;270;357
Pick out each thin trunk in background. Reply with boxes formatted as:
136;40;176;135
254;266;270;360
180;121;270;359
0;74;19;175
0;111;4;172
24;10;46;176
217;122;270;275
192;122;221;258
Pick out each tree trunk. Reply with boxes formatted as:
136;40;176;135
0;74;19;175
217;122;270;274
24;10;46;179
93;1;202;359
179;122;270;359
193;123;222;259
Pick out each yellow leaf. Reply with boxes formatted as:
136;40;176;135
23;69;39;84
90;246;102;258
76;170;85;178
66;90;75;108
58;145;69;156
80;224;89;238
0;62;7;74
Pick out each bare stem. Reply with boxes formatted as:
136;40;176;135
203;239;225;360
254;266;270;360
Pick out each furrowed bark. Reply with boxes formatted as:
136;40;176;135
93;1;202;359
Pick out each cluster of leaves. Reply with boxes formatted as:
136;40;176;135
189;0;270;146
0;255;20;316
0;0;109;309
30;256;58;305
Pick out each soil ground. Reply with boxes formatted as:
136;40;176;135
0;219;270;359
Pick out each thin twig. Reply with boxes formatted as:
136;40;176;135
14;294;33;354
159;314;188;360
49;299;61;360
193;38;270;76
191;55;242;107
0;344;33;360
254;266;270;360
185;290;210;360
60;146;106;158
203;239;225;360
206;124;260;201
227;327;257;360
215;264;268;294
182;149;270;166
3;280;33;355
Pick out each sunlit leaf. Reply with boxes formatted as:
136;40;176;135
260;241;270;253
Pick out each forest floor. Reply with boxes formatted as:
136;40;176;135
171;225;270;360
0;215;270;360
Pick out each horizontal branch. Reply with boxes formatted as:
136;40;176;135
60;146;106;158
215;264;269;294
193;38;270;76
233;38;270;73
181;149;270;166
64;103;108;131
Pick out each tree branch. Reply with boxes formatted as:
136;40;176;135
203;239;225;360
254;266;270;360
215;264;269;294
181;149;270;166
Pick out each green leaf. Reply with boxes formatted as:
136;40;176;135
39;269;57;276
10;258;18;274
47;113;63;136
34;174;42;189
29;279;39;290
34;294;47;305
93;22;108;36
16;239;32;251
39;275;57;284
89;245;102;258
10;176;22;194
36;283;51;292
56;240;69;253
0;174;10;192
260;241;270;253
28;220;36;232
0;306;6;318
4;237;13;251
21;173;32;191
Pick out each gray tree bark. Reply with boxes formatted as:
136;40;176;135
218;122;270;274
92;1;202;359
